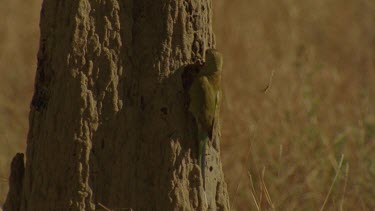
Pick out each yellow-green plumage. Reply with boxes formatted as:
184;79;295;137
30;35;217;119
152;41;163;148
189;49;223;189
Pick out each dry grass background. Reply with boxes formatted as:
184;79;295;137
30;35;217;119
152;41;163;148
1;0;375;210
0;0;41;206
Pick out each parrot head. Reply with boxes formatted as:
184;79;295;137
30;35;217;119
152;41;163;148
202;49;223;74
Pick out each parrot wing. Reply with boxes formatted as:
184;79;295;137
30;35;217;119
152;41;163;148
189;76;216;136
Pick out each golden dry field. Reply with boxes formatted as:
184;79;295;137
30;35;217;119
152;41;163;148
1;0;375;210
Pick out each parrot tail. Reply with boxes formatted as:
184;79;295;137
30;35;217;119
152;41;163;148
198;131;209;189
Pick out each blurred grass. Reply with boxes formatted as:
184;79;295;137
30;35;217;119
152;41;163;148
0;0;41;205
1;0;375;210
215;0;375;210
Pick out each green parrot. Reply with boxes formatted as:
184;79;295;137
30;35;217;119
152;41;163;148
189;49;223;189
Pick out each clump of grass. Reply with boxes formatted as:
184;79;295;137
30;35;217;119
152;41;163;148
320;154;345;211
248;167;275;211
